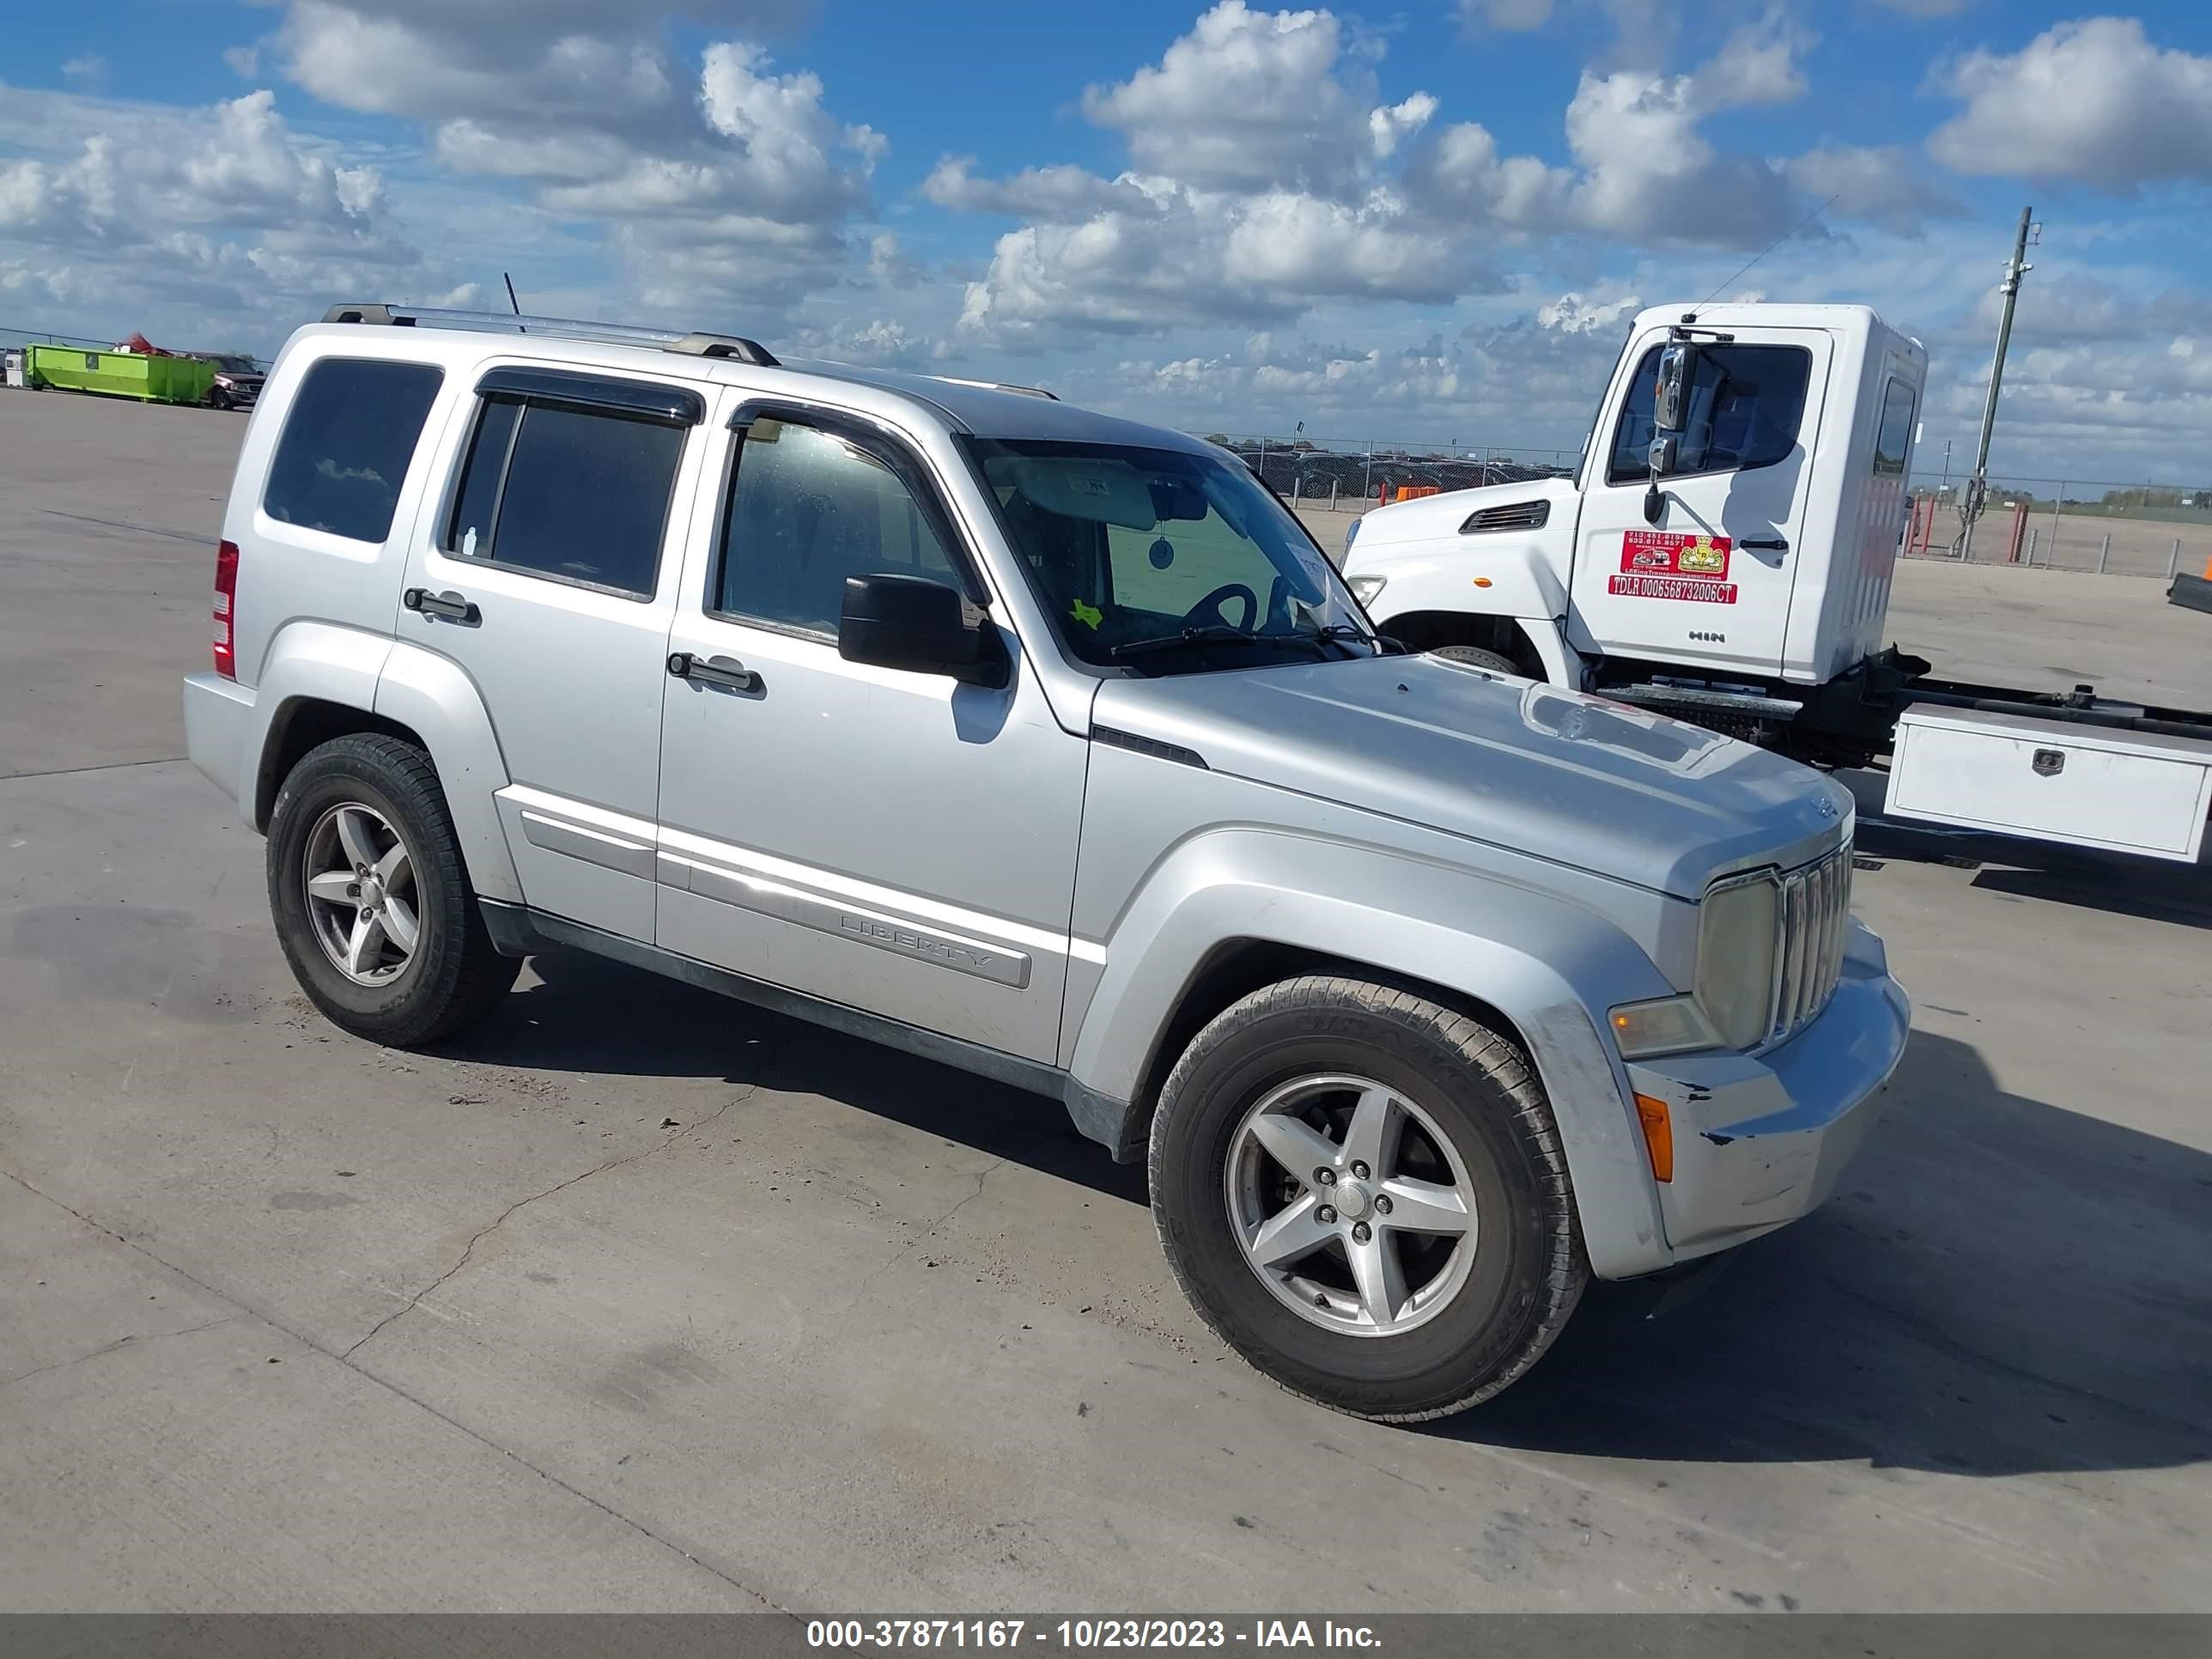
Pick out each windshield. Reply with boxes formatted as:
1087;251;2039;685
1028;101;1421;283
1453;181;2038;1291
963;437;1376;672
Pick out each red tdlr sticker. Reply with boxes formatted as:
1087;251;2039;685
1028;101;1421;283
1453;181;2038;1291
1610;532;1737;604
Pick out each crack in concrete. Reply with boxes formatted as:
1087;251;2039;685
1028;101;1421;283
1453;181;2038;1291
0;1160;792;1614
343;1064;774;1361
844;1156;1008;1316
1;754;190;783
0;1316;246;1390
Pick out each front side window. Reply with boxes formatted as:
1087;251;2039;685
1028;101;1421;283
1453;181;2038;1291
1874;379;1916;477
715;418;964;635
1605;343;1813;485
445;397;686;598
966;439;1376;673
264;357;444;543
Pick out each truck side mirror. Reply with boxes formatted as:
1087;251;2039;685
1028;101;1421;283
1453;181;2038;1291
1644;341;1695;525
1652;343;1693;439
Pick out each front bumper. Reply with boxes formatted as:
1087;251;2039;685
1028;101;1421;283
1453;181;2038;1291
1624;919;1909;1264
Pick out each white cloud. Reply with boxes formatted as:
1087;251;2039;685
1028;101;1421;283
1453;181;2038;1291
1079;1;1387;191
1369;93;1439;160
1410;54;1810;248
0;82;430;341
222;45;259;79
921;156;1158;222
1927;18;2212;187
1537;291;1643;334
861;231;923;289
945;5;1486;339
1872;0;1973;15
1784;144;1962;234
957;183;1489;339
61;54;107;92
794;315;935;368
270;2;877;307
1691;11;1812;106
1461;0;1555;28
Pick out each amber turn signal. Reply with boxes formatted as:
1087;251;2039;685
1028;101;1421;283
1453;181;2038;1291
1633;1093;1674;1183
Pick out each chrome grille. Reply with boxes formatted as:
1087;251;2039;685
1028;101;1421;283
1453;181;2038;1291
1768;839;1852;1046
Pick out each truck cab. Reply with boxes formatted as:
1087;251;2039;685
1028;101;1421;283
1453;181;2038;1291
1344;304;1926;710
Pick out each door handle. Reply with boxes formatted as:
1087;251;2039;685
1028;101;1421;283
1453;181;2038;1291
1741;538;1789;553
403;586;480;624
667;652;762;693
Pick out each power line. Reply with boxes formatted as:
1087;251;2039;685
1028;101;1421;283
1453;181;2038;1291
1697;194;1841;309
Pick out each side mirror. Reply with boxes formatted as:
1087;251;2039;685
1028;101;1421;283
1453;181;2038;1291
1645;340;1696;525
838;573;1005;687
1652;342;1694;439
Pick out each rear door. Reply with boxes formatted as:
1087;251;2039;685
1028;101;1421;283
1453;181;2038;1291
1570;328;1831;679
395;363;712;942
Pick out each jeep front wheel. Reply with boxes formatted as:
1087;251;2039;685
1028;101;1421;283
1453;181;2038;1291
1149;976;1586;1421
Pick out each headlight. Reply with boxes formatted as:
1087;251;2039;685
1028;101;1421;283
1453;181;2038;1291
1693;872;1781;1050
1607;995;1723;1060
1347;574;1386;606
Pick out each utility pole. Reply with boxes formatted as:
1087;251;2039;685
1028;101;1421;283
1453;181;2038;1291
1958;206;2037;559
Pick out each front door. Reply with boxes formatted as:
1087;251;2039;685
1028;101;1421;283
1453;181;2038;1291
1570;328;1832;680
655;402;1087;1064
395;364;712;941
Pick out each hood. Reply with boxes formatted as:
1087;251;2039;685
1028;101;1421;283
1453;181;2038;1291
214;370;264;386
1350;475;1581;561
1092;654;1850;899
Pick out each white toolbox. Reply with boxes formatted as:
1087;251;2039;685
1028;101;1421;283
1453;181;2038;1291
1885;704;2212;862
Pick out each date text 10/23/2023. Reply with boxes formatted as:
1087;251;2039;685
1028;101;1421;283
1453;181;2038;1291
806;1622;1383;1650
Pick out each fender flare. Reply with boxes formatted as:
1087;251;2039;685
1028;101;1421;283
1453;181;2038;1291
374;638;522;902
241;621;392;825
1066;830;1677;1279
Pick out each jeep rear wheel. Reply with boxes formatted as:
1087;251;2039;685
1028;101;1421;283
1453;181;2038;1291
267;733;520;1048
1149;977;1586;1420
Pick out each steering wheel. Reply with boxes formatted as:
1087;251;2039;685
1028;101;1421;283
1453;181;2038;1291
1184;582;1260;633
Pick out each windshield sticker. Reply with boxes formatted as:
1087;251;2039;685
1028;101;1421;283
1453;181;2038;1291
1070;598;1103;629
1611;532;1738;604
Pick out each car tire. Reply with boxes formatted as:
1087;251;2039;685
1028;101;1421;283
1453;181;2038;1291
1430;643;1518;676
1149;976;1586;1421
208;388;231;411
266;733;520;1048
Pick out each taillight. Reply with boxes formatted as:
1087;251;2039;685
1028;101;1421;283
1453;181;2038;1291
213;540;240;679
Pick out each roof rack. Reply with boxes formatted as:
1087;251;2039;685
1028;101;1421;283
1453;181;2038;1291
320;304;779;368
930;374;1059;402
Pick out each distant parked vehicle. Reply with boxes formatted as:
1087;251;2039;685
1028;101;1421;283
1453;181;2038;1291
201;353;264;411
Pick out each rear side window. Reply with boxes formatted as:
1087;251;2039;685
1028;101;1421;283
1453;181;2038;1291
445;397;687;599
263;357;444;543
1873;379;1916;477
1605;343;1811;485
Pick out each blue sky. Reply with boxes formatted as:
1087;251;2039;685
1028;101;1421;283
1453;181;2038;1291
3;2;2209;482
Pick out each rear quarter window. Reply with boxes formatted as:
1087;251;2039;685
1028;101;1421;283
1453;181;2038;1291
263;357;445;543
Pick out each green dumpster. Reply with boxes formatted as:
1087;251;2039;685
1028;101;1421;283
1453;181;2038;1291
25;344;217;405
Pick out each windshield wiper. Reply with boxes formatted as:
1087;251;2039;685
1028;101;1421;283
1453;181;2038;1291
1109;626;1334;661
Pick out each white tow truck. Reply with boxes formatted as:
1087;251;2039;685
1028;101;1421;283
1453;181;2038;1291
1340;302;2212;862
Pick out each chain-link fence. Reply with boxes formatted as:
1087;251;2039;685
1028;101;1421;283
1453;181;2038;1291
1192;433;1580;518
1200;430;2211;581
0;322;110;351
1903;476;2212;580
